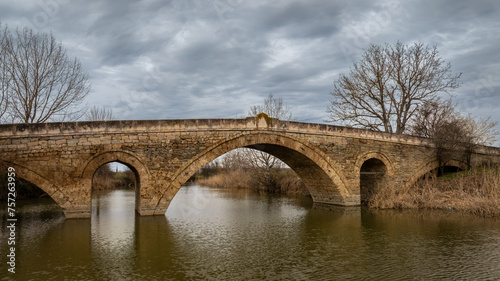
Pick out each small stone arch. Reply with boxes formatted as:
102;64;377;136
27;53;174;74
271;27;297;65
152;132;354;214
355;152;395;176
79;150;151;215
355;152;394;204
406;158;468;189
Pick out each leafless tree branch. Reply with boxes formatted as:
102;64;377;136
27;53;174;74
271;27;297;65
1;25;90;123
0;23;10;122
86;106;114;121
248;93;293;121
328;42;461;134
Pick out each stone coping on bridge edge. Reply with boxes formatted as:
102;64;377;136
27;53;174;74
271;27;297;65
1;117;499;155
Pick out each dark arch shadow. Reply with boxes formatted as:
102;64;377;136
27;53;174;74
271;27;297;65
360;158;387;204
0;168;64;220
406;158;468;188
0;160;70;215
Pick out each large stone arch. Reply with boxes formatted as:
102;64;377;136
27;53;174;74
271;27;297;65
0;160;75;215
79;150;152;215
405;158;468;189
152;132;355;215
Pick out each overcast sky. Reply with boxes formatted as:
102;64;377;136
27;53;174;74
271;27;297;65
1;0;499;135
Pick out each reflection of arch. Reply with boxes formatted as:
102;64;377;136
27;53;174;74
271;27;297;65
406;158;468;188
0;160;66;211
80;151;151;213
155;132;353;212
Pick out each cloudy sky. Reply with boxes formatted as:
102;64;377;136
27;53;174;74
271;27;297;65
1;0;499;131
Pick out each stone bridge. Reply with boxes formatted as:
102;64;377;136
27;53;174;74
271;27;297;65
1;114;499;218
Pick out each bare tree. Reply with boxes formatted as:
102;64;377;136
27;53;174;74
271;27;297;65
86;106;114;121
462;115;498;147
246;94;294;191
0;23;9;122
410;99;498;172
219;149;251;171
1;26;90;123
249;93;293;121
328;42;461;134
410;99;465;175
410;98;457;139
461;115;498;168
246;93;292;171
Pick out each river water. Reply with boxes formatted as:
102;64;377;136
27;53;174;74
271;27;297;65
2;184;500;280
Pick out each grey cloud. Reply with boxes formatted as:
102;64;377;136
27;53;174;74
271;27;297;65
1;0;499;144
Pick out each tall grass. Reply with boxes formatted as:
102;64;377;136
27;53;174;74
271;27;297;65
93;169;136;190
368;167;500;217
196;170;252;189
196;169;309;196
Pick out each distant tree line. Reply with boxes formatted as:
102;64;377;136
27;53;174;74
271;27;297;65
92;163;136;191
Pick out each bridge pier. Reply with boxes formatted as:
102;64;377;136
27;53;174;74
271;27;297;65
310;191;360;206
135;207;165;216
63;206;91;219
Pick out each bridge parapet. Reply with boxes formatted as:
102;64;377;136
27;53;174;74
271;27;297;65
2;117;500;155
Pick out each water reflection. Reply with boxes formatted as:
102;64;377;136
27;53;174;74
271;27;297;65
91;190;136;280
1;184;500;280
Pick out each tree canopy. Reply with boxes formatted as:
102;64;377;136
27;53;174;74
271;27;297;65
327;42;461;134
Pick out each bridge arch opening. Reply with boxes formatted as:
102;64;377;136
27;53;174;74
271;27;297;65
81;151;152;217
0;173;64;217
0;162;64;217
91;161;138;216
92;162;137;191
409;159;468;188
195;147;309;195
155;133;354;215
360;158;387;204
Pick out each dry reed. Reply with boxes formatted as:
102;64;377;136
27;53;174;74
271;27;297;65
368;168;500;217
196;169;309;196
196;170;252;189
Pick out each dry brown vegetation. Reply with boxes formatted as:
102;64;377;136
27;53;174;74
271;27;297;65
196;169;310;196
92;164;136;191
197;170;252;190
367;167;500;217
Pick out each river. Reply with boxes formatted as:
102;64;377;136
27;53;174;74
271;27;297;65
2;184;500;280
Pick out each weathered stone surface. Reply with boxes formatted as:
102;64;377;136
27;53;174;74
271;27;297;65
1;115;499;218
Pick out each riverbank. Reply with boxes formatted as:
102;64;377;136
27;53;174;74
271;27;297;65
92;167;135;191
368;167;500;217
196;169;310;196
197;166;500;217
